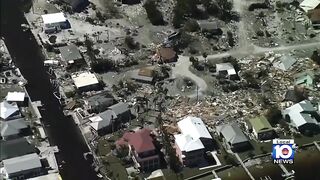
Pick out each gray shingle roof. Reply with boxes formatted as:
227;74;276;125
3;153;41;175
216;123;248;145
59;45;82;62
89;110;118;131
108;102;130;116
87;93;114;110
283;100;319;128
1;118;28;137
0;138;35;161
197;20;218;30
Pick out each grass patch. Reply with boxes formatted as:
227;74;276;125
97;138;127;180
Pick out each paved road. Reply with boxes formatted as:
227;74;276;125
172;55;208;95
170;0;320;97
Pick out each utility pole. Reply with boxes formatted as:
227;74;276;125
196;85;199;102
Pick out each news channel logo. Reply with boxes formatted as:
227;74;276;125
272;139;296;164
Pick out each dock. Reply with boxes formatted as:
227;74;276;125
278;164;294;179
234;153;255;180
314;141;320;151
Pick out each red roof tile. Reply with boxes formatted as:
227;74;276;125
116;129;155;153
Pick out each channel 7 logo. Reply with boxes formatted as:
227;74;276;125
272;139;295;164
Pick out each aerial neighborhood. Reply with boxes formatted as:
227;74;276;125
1;0;320;179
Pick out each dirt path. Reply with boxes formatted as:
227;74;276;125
172;56;208;94
171;1;320;97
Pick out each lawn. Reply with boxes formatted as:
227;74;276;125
237;140;272;160
97;137;127;180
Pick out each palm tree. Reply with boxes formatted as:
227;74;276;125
304;22;309;36
202;52;208;63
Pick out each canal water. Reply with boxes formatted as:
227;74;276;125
1;1;98;180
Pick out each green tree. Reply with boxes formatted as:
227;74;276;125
116;145;129;158
265;106;282;125
163;131;181;172
311;50;320;65
144;0;165;25
91;59;115;73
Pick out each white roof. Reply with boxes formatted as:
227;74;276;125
89;116;105;131
216;63;236;75
283;100;318;128
174;134;204;152
28;173;61;180
72;72;99;88
300;0;320;12
0;101;19;119
3;153;41;175
41;12;67;25
89;110;117;131
177;116;212;140
146;169;165;179
38;127;47;139
6;92;25;102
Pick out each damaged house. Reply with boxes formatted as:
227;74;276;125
174;116;215;167
41;12;70;34
282;100;320;134
59;44;86;69
216;63;238;80
116;129;160;171
216;123;250;152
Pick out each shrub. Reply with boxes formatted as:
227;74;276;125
125;36;139;50
311;50;320;65
184;19;200;32
265;106;282;125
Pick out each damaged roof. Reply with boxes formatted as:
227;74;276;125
216;123;249;145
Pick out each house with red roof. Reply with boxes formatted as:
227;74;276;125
116;128;160;171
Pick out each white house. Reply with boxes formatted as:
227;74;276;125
216;63;237;79
89;110;117;132
300;0;320;12
71;72;99;91
6;92;27;106
3;153;42;179
41;12;69;33
174;116;214;166
282;100;320;133
0;101;20;120
6;92;25;102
